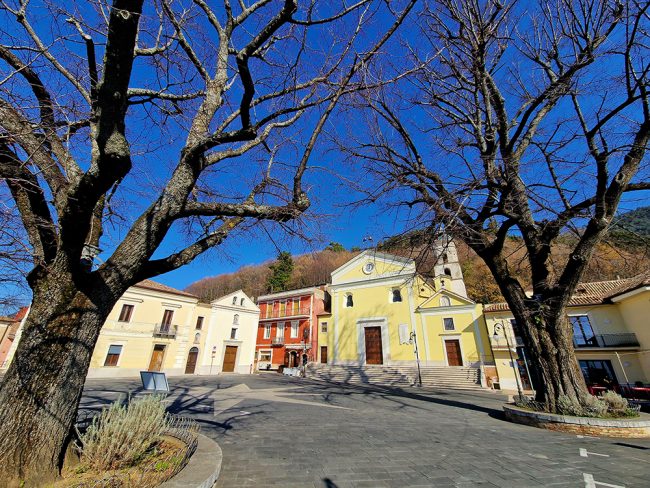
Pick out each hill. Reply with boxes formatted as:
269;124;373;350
613;205;650;236
186;214;650;304
187;249;359;302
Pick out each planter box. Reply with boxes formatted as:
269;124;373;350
503;404;650;438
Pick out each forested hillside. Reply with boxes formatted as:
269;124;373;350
187;208;650;304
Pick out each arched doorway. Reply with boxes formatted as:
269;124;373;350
289;351;298;367
185;347;199;374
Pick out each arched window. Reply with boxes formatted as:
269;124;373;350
346;294;353;307
194;332;201;344
233;314;239;325
444;267;452;276
440;296;451;307
392;289;402;303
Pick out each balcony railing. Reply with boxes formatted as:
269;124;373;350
574;333;640;348
261;306;311;320
271;337;285;346
153;323;177;338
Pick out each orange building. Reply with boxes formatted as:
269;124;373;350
0;307;28;368
255;287;328;370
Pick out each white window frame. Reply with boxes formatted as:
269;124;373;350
276;322;285;338
264;323;271;339
443;317;455;331
103;343;124;367
259;349;272;362
291;321;299;338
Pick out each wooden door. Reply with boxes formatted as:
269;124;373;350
364;327;383;365
148;344;166;371
445;339;463;366
320;346;328;364
222;345;238;372
185;347;199;374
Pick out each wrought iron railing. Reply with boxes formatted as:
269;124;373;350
261;306;311;319
271;337;284;345
153;323;177;338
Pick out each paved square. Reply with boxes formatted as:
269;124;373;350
79;374;650;487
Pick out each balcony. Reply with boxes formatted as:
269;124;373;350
574;333;640;349
153;323;177;338
261;306;311;320
271;337;285;346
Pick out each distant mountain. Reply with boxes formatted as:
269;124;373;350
612;206;650;236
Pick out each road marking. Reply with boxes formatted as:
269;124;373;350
583;473;625;488
577;434;600;439
580;448;610;458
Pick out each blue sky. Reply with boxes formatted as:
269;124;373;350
1;0;649;305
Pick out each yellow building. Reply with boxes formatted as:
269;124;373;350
322;242;494;388
3;281;259;378
484;273;650;393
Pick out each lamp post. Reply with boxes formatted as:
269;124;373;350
410;331;422;387
493;322;523;399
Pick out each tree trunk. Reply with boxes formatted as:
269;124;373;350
506;293;588;411
0;272;118;485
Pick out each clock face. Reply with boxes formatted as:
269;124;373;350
363;262;375;274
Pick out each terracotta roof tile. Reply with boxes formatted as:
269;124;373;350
133;279;198;298
484;272;650;313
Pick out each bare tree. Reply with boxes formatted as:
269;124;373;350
0;0;416;482
349;0;650;411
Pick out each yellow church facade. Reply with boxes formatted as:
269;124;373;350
324;243;495;387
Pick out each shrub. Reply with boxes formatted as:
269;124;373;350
600;391;628;413
581;394;608;417
556;395;584;416
80;394;169;471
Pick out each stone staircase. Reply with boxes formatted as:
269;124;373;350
306;364;483;390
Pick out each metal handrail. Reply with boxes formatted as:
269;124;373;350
154;323;178;338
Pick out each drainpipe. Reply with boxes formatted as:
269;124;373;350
615;351;630;385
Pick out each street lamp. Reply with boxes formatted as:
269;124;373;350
410;331;422;387
493;322;523;399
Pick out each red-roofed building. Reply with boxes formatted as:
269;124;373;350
484;273;650;393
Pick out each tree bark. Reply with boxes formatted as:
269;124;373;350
0;271;121;485
492;268;587;411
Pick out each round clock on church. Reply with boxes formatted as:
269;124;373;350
362;261;375;274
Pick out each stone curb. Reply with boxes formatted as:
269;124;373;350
160;433;222;488
503;404;650;438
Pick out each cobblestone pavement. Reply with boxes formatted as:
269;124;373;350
80;374;650;488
